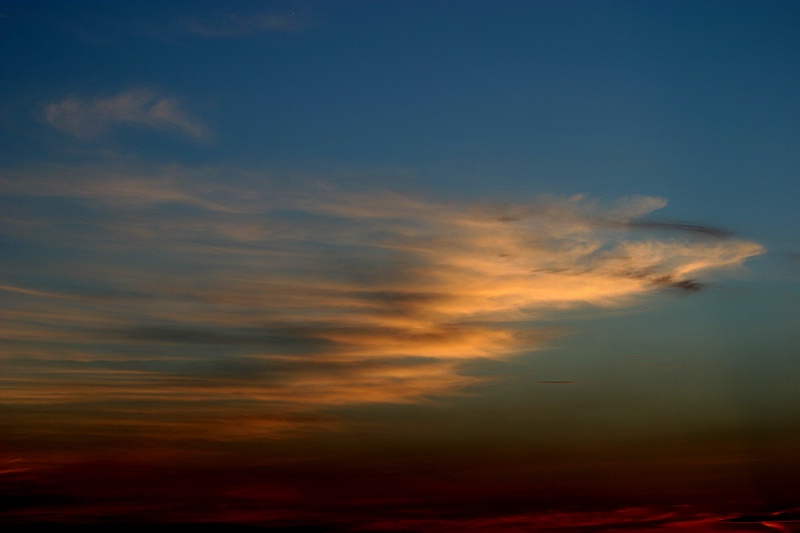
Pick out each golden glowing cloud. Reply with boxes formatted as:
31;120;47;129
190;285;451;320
0;163;764;439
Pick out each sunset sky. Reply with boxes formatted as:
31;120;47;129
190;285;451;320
1;1;799;530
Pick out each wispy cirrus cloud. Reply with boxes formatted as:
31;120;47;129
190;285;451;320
0;162;764;440
181;7;312;37
44;88;210;141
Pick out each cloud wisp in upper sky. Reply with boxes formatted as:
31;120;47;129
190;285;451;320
180;7;312;37
0;162;764;441
43;88;210;141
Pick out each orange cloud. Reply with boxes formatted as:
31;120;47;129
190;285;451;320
0;163;765;441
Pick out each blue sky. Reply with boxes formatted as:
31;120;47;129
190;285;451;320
1;1;799;529
5;2;798;237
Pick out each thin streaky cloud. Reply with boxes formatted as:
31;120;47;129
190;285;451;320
0;162;765;440
624;219;735;238
362;505;726;532
44;88;210;141
0;163;241;212
721;508;800;525
181;9;312;37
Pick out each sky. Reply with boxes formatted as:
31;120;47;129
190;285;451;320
1;1;799;530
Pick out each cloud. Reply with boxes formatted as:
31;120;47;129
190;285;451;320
721;508;800;526
44;89;210;141
181;9;312;37
625;219;735;238
0;163;765;440
360;506;733;532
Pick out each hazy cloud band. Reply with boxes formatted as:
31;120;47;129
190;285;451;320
0;163;764;438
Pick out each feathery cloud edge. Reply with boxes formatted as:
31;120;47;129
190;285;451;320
44;89;210;141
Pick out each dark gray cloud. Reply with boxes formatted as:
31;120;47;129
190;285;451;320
625;219;735;238
119;324;337;352
721;508;800;524
650;275;706;292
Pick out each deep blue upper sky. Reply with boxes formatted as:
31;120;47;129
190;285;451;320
3;1;798;234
